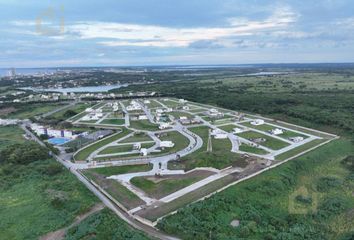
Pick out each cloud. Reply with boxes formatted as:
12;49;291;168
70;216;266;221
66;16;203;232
60;6;299;48
188;40;224;49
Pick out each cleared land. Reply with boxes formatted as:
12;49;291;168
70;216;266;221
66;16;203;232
131;170;214;199
237;130;290;150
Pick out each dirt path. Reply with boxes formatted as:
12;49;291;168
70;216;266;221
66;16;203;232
39;203;105;240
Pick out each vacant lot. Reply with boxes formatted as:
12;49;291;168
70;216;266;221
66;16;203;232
131;170;214;199
0;125;25;151
237;130;290;150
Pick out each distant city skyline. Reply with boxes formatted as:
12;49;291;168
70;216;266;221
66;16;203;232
1;0;354;68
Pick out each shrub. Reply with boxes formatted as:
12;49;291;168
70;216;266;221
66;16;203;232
316;176;343;192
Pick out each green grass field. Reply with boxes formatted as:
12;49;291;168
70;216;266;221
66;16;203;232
0;159;97;240
74;128;131;161
237;130;290;150
98;142;155;155
100;118;125;125
129;119;160;131
241;122;308;140
119;132;153;143
239;144;269;155
85;164;152;177
218;124;239;132
81;170;144;210
4;102;67;119
0;126;25;151
131;172;211;199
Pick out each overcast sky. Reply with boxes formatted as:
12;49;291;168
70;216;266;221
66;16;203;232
1;0;354;67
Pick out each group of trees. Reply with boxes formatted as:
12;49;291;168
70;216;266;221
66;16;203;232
0;142;49;165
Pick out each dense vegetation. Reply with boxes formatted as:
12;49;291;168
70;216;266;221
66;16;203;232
0;142;97;239
65;208;149;240
158;139;354;239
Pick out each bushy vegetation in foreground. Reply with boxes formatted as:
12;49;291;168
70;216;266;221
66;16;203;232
158;139;354;240
65;208;149;240
0;142;97;239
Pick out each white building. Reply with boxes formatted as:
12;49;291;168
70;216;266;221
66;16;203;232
233;128;244;134
159;123;171;130
133;143;142;150
271;128;283;135
250;119;265;126
140;148;148;156
144;100;151;104
290;136;304;143
179;99;188;104
159;141;175;148
126;100;142;111
138;115;148;120
182;106;190;110
211;129;228;139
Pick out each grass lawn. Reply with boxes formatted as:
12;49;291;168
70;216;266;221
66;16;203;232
239;144;269;155
129;120;160;131
275;138;328;161
98;142;155;155
0;125;25;151
74;128;131;161
241;122;308;140
100;118;125;125
162;99;180;108
152;131;190;156
131;171;212;199
81;170;144;210
237;130;290;150
0;159;97;240
78;120;98;124
145;99;164;108
218;124;239;132
48;102;92;121
85;164;152;177
168;111;194;119
5;102;66;119
119;132;153;143
170;126;248;170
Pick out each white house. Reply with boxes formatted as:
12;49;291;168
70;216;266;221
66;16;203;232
159;141;175;148
159;123;171;130
179;99;188;104
250;119;265;126
138;115;148;120
271;128;284;135
182;106;190;110
179;116;188;120
233;128;244;134
140;148;148;156
290;136;304;143
133;143;142;150
144;100;151;104
211;129;228;139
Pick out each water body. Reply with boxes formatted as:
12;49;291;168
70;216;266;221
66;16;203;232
20;84;128;93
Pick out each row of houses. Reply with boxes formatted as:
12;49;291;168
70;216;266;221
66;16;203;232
30;123;76;139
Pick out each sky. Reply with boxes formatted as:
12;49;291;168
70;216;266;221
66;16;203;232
1;0;354;68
